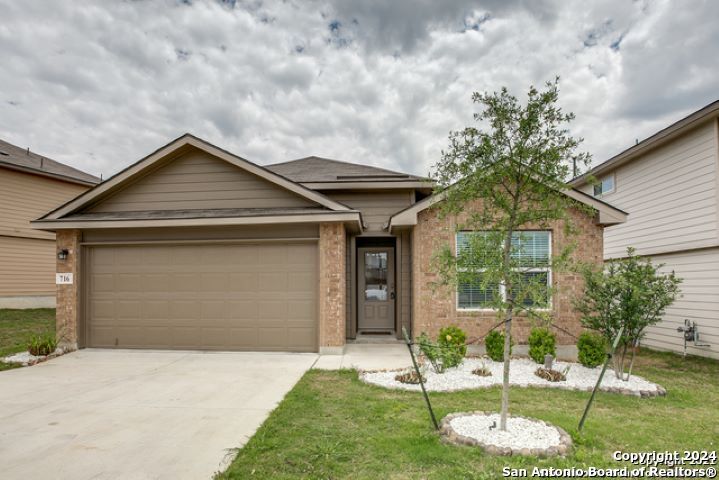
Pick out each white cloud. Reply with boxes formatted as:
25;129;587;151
0;0;716;179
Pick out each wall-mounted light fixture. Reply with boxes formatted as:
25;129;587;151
57;249;69;261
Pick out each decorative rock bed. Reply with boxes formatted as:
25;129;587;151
2;347;67;367
360;357;666;397
440;411;573;456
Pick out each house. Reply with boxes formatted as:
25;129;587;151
570;100;719;360
32;134;625;353
0;138;99;308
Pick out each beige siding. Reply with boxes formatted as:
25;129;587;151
598;121;718;258
325;190;414;232
0;236;56;296
81;224;319;243
0;168;88;241
88;149;316;213
640;248;719;360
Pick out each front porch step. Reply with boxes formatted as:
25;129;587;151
348;332;404;344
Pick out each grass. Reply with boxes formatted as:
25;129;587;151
0;308;55;371
218;349;718;479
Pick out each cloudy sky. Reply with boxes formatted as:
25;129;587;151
1;0;717;179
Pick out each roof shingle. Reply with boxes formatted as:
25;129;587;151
266;156;425;183
0;138;100;185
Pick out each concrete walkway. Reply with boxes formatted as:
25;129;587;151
313;344;412;371
0;349;317;480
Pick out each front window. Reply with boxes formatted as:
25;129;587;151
593;174;615;196
456;231;551;310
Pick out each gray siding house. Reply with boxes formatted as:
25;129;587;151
570;100;719;360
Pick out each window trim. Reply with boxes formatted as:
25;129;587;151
455;230;553;312
593;173;615;197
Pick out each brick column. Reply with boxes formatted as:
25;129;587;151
318;222;346;354
56;229;82;349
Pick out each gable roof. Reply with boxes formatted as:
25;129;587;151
387;186;628;232
266;156;433;190
34;134;357;225
0;138;100;186
570;99;719;188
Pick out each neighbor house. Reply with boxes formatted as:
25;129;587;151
32;134;625;353
570;100;719;360
0;138;99;308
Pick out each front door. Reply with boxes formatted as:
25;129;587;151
358;247;395;331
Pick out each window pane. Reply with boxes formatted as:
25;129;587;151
457;231;494;267
511;232;550;267
364;252;387;301
602;175;614;193
594;175;614;196
509;271;550;307
458;273;499;309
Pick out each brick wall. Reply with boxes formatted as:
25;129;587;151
56;229;82;349
411;199;604;345
319;222;346;351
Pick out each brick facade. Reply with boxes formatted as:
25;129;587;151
319;222;347;353
56;229;82;349
411;200;604;345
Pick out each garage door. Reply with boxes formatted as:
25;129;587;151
86;242;318;351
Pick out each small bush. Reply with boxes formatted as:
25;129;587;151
485;330;512;362
577;332;607;368
437;325;467;367
27;334;57;356
417;325;467;373
528;327;557;364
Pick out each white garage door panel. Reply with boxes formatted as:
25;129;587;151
86;242;318;351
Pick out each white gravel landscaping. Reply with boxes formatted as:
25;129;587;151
2;348;65;366
440;411;573;456
360;357;666;397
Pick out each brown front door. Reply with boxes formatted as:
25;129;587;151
358;247;395;331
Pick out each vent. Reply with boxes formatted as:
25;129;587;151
0;151;9;156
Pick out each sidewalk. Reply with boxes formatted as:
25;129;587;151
313;344;412;371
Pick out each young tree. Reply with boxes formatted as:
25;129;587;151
575;247;682;380
431;79;591;431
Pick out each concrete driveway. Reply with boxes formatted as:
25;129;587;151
0;349;317;480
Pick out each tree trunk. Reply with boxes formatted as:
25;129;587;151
614;344;627;379
500;309;513;431
624;341;637;381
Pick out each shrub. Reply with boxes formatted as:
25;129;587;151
27;334;57;356
528;327;556;364
438;325;467;360
577;332;606;368
417;326;467;373
485;330;512;362
575;247;681;379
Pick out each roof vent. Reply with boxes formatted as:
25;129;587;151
0;151;8;156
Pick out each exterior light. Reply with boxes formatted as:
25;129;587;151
57;249;69;261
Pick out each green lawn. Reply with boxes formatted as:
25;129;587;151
0;308;55;371
219;350;718;479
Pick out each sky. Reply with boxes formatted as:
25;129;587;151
0;0;717;179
